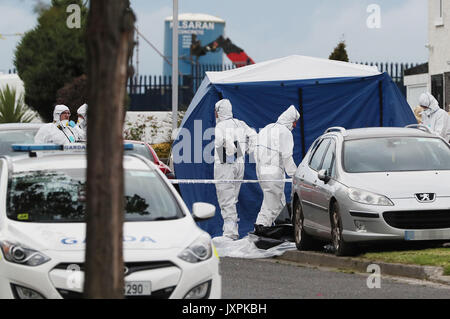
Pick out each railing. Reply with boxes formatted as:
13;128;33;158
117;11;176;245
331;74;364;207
353;61;420;81
353;62;422;96
127;74;194;111
7;62;422;111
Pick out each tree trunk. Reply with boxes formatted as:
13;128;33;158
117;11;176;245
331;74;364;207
84;0;135;299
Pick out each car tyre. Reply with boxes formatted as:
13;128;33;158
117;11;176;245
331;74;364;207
330;202;357;256
293;199;320;251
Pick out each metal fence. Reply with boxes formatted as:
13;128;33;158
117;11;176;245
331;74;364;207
353;62;421;96
128;62;419;110
8;62;421;111
126;75;195;111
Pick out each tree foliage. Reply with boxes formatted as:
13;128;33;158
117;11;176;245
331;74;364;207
0;85;35;123
329;41;349;62
14;0;88;122
56;74;87;119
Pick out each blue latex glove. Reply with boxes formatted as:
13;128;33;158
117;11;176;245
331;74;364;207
69;120;76;128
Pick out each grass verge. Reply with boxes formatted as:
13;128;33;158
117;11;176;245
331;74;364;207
360;248;450;276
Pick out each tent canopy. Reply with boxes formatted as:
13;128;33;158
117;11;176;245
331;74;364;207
174;55;416;239
207;55;380;83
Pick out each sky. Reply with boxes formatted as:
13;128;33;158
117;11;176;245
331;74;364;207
0;0;429;75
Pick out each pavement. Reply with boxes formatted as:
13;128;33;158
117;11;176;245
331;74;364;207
275;249;450;286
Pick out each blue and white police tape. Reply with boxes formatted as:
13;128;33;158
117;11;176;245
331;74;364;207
169;179;292;184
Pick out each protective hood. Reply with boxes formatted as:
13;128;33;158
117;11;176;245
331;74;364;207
77;103;87;119
215;99;233;122
53;104;70;123
419;93;440;116
77;103;88;128
276;105;300;130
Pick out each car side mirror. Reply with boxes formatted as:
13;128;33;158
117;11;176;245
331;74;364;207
192;202;215;222
318;169;331;184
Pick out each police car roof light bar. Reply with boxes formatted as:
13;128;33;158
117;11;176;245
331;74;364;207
11;144;64;152
12;143;134;152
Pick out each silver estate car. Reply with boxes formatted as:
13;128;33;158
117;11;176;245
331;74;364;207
291;125;450;256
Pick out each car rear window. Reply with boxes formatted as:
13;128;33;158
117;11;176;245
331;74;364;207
343;137;450;173
7;168;183;223
125;143;155;163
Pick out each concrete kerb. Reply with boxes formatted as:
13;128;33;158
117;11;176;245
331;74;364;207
276;250;450;286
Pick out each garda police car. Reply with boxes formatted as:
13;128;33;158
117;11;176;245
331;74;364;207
0;144;221;299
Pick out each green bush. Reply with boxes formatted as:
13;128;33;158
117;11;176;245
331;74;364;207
152;143;171;159
329;40;349;62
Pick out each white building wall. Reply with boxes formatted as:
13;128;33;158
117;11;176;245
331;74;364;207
404;73;430;109
428;0;450;76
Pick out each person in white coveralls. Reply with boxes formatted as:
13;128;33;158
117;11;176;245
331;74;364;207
214;99;257;240
34;104;76;145
254;105;300;233
419;92;449;141
74;103;88;142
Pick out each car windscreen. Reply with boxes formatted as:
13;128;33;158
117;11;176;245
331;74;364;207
0;130;38;155
7;168;184;223
125;143;155;163
343;137;450;173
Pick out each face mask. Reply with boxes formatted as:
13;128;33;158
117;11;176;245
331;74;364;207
77;118;85;126
422;107;432;116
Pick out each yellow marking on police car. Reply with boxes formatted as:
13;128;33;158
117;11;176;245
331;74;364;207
17;213;29;221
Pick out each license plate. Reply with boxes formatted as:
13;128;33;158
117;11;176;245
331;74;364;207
124;281;151;296
405;230;450;241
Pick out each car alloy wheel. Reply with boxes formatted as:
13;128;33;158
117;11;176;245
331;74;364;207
293;199;319;251
331;208;341;252
330;202;356;256
294;201;303;245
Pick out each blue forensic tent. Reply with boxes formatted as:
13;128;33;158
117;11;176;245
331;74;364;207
173;55;417;238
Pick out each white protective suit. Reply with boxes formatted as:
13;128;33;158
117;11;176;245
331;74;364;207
214;99;257;240
34;105;77;144
74;103;87;142
255;105;300;227
419;93;450;140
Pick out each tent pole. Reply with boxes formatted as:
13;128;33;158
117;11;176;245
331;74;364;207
379;81;383;127
298;88;306;158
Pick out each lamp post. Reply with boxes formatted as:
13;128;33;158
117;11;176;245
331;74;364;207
172;0;179;136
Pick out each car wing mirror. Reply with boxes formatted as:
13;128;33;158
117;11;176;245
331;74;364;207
166;172;175;179
318;169;331;184
192;202;215;222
